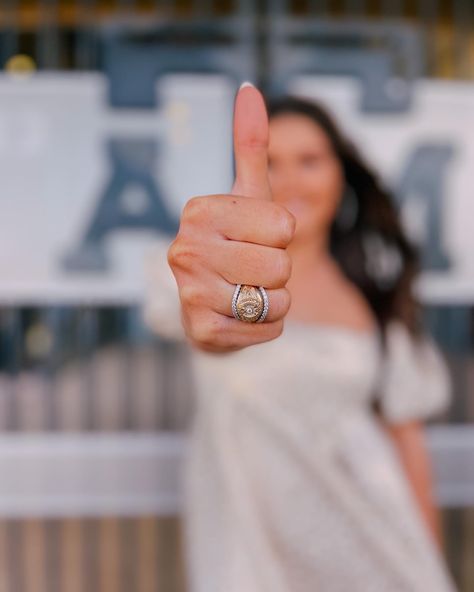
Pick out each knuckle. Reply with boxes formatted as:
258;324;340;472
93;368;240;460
285;210;297;242
166;239;179;266
274;250;292;286
280;288;292;316
278;320;285;336
270;320;284;339
167;238;197;270
179;284;201;308
236;135;267;150
273;204;296;246
190;316;222;347
280;208;297;245
182;195;209;223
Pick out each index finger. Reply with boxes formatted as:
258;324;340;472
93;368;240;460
231;82;272;201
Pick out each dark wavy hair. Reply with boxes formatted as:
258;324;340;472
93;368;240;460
266;95;420;337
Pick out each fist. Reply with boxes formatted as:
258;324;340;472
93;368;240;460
167;83;296;353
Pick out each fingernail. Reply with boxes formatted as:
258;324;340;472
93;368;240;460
239;81;255;90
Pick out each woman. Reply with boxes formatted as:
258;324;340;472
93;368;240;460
144;84;456;591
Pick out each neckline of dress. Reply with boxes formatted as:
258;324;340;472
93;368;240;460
283;318;380;341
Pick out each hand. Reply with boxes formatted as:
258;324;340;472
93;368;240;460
167;83;296;353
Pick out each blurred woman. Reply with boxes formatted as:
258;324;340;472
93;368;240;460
145;86;456;591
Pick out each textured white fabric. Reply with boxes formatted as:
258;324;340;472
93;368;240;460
142;242;456;591
377;322;452;424
183;324;455;592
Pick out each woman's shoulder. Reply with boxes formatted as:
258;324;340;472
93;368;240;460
376;320;452;424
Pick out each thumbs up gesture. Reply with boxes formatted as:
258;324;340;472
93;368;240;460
167;83;296;353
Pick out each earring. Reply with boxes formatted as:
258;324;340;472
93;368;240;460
362;232;403;290
335;184;359;231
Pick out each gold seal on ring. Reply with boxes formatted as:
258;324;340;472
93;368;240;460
232;284;269;323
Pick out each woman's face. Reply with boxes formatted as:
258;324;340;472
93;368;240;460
268;113;344;242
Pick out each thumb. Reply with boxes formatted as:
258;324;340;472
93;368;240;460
231;82;272;201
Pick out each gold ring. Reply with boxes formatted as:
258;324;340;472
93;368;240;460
231;284;269;323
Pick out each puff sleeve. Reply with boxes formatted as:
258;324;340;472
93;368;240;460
142;238;187;342
376;322;452;424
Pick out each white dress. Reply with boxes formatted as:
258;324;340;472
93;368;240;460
143;240;457;592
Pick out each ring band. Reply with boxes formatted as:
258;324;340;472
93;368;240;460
232;284;269;323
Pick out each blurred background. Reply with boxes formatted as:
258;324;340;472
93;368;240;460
0;0;474;590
